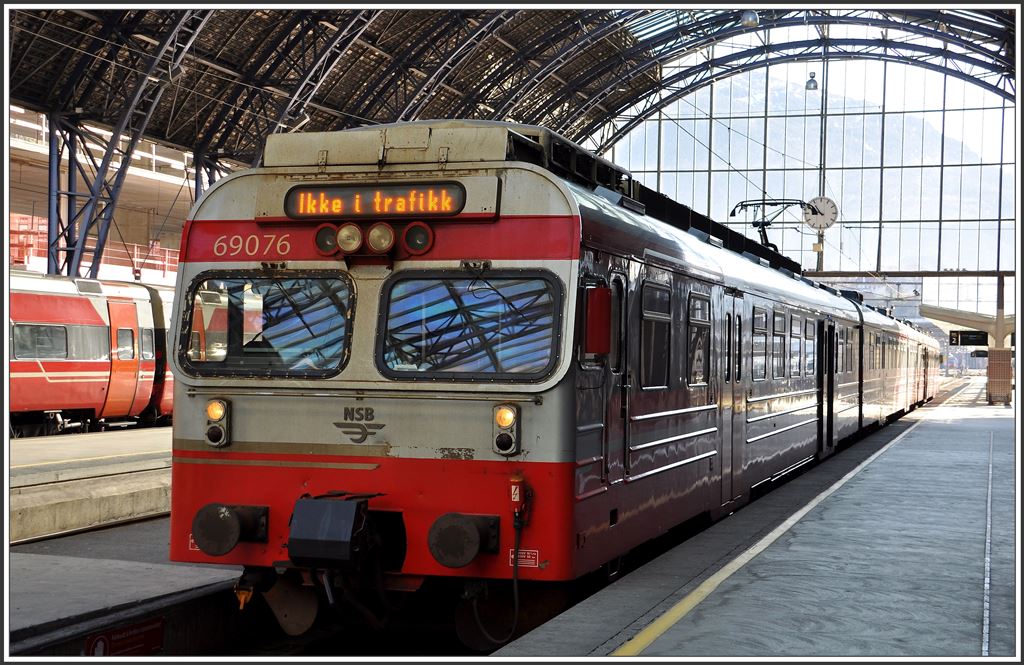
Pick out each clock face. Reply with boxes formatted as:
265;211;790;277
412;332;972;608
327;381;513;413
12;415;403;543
804;196;838;230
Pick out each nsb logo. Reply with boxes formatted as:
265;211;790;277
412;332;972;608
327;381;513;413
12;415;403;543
334;407;384;443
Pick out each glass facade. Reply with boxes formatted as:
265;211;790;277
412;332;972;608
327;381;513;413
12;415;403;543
601;36;1015;317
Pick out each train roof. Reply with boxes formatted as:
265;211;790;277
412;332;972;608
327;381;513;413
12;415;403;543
8;268;171;301
570;183;861;319
258;120;938;349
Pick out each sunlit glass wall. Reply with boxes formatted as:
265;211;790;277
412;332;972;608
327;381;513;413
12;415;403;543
603;43;1015;316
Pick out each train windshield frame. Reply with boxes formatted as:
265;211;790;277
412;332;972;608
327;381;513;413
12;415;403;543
178;271;355;378
376;270;563;382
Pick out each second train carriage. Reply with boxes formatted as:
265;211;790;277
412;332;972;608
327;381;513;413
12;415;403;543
9;269;175;436
168;120;940;641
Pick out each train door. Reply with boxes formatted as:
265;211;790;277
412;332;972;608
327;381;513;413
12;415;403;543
101;300;140;418
604;272;628;484
817;318;837;458
720;289;745;506
921;346;929;403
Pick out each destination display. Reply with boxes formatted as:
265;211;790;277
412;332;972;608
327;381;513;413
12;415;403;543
949;329;988;346
284;183;466;219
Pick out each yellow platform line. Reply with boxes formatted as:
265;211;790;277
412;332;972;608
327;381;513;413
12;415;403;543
11;450;169;469
614;416;927;656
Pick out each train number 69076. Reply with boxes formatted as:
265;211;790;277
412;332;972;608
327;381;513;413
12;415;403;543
212;233;291;257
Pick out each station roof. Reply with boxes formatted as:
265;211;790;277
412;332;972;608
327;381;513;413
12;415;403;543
9;8;1016;167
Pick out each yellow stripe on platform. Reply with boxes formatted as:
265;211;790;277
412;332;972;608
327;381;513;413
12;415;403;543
614;416;927;656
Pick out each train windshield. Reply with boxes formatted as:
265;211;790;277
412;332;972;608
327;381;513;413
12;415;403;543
379;272;561;380
180;273;353;377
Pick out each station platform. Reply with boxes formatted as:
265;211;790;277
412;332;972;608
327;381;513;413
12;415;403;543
9;427;171;542
8;518;249;656
497;377;1017;658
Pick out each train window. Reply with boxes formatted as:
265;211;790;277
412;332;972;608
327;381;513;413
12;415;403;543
689;295;710;323
380;272;560;380
609;278;624;374
771;312;786;379
735;316;742;380
116;329;135;360
789;316;802;377
67;325;109;360
12;324;67;359
752;307;767;381
640;283;671;388
725;314;731;382
804;320;816;374
687;294;711;386
753;308;767;331
141;329;155;360
181;273;354;377
837;327;845;374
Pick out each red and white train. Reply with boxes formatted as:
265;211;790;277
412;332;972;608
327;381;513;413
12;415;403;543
8;269;175;437
168;120;940;645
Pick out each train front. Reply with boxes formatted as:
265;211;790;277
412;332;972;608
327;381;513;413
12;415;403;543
167;122;583;640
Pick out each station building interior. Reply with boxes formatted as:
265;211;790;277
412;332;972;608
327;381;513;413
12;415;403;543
6;7;1018;395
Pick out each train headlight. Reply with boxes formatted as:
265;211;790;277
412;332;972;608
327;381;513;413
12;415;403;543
206;399;227;421
494;405;517;429
205;399;231;447
336;223;363;253
492;403;520;456
366;223;395;253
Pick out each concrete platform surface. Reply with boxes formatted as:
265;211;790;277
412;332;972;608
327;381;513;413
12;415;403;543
10;427;171;486
8;428;172;542
9;518;243;655
497;377;1016;658
8;554;238;638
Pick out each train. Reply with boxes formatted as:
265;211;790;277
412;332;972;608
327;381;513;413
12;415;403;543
167;120;941;646
8;269;175;437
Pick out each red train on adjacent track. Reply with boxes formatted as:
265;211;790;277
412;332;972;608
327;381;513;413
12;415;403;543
8;269;175;437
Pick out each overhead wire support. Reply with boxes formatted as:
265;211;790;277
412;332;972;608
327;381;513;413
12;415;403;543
729;199;816;252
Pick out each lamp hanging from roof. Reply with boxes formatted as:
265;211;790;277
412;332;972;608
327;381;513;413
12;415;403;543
740;10;760;28
805;71;818;91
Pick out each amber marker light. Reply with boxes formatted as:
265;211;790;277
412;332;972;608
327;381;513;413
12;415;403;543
367;222;396;253
206;399;227;421
336;223;363;253
494;405;517;429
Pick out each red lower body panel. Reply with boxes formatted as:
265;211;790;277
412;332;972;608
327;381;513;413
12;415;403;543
9;360;109;413
170;450;576;581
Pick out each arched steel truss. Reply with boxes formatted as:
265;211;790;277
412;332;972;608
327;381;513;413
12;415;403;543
6;8;1015;277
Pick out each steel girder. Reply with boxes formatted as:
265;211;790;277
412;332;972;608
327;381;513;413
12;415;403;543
449;11;610;120
342;12;471;125
488;10;648;120
56;11;212;277
253;10;381;166
397;11;515;121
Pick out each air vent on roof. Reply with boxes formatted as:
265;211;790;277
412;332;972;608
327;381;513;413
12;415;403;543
75;279;103;294
199;291;222;305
